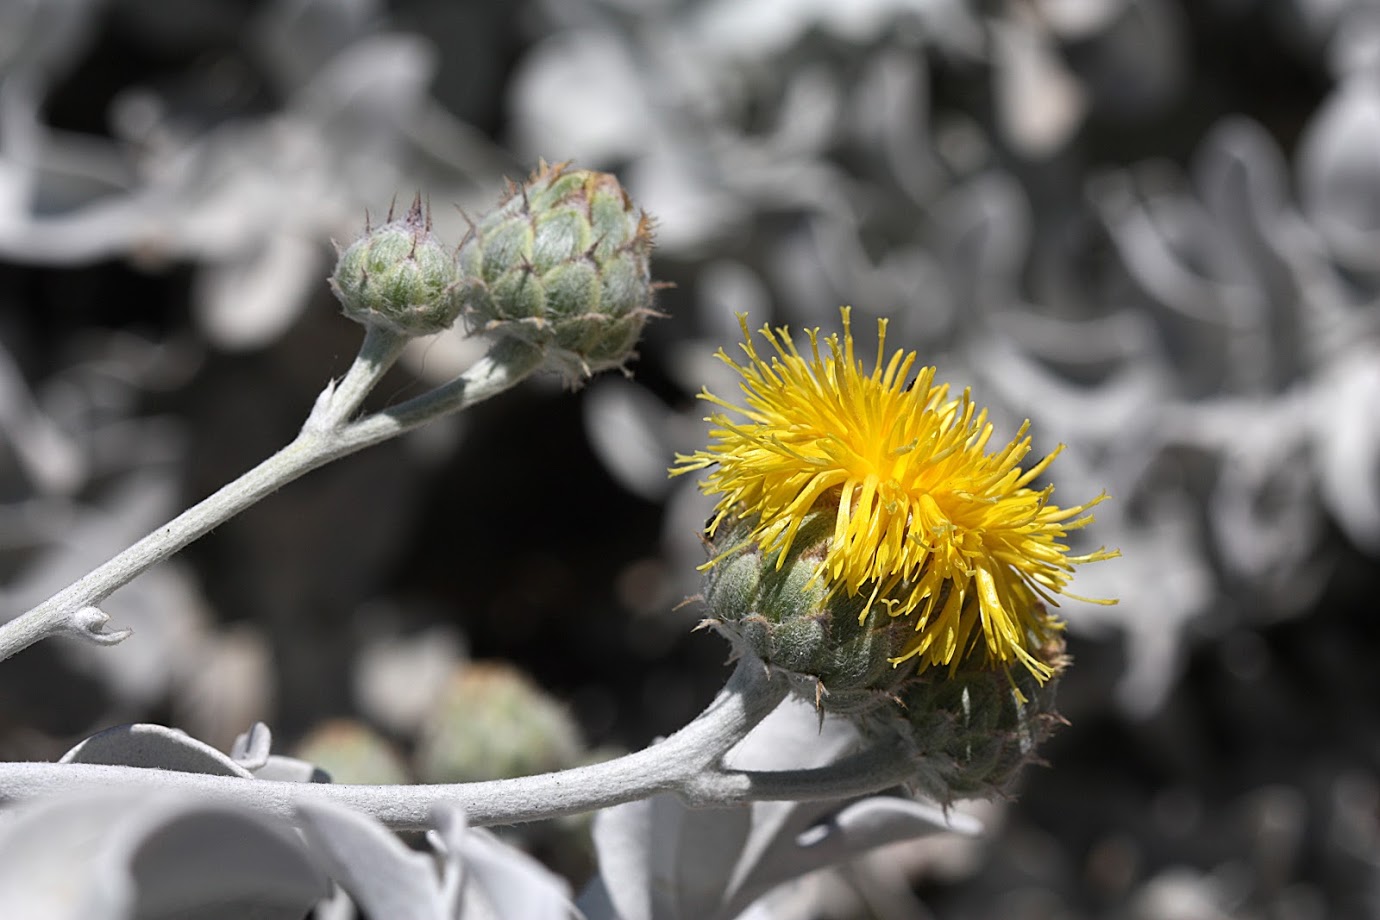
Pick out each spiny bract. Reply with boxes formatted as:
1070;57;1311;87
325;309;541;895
331;195;463;337
457;161;658;381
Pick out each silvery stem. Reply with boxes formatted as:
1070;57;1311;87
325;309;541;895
0;333;544;664
0;659;791;829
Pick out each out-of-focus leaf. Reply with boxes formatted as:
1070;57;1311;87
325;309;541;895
1193;118;1306;387
252;0;386;93
0;791;327;920
172;623;275;754
1127;867;1238;920
1298;79;1380;270
1209;422;1320;584
1058;0;1184;117
354;624;467;737
991;13;1086;158
300;801;572;920
429;806;574;920
583;698;975;920
0;472;213;714
510;30;649;164
1311;350;1380;553
585;793;750;920
297;799;449;920
194;232;322;350
690;0;981;59
294;34;438;129
0;0;99;84
796;797;981;855
584;377;678;502
0;337;86;495
933;172;1030;312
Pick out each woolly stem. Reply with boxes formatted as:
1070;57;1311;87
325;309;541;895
0;659;792;829
0;334;544;664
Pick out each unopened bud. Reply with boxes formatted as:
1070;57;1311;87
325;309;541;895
293;719;410;785
866;638;1068;803
332;195;462;337
701;511;922;715
415;662;584;783
458;161;658;381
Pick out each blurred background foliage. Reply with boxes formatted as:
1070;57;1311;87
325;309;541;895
0;0;1378;916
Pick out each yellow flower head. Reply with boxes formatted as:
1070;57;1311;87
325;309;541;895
673;308;1116;684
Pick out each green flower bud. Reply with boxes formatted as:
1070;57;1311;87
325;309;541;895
703;508;1068;801
701;510;923;715
457;161;658;382
331;195;462;336
415;661;584;783
292;718;411;785
864;638;1068;803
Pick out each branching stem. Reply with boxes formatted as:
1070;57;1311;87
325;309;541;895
0;659;795;829
685;734;917;806
0;330;545;664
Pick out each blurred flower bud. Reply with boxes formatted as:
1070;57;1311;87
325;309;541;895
292;718;411;785
331;195;463;337
458;161;658;381
416;662;584;783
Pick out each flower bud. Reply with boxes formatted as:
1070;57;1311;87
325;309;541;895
701;511;922;715
415;661;584;783
292;719;410;785
331;195;462;337
865;638;1068;803
457;161;657;381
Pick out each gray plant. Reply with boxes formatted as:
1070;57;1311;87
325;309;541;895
3;0;1375;917
0;139;1025;917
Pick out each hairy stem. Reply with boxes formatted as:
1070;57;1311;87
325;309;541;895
302;323;409;433
0;659;791;829
684;735;917;807
0;334;545;664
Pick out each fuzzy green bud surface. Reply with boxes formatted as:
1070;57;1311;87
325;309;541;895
331;196;462;336
704;510;1068;800
701;510;924;714
865;638;1067;803
457;161;657;380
